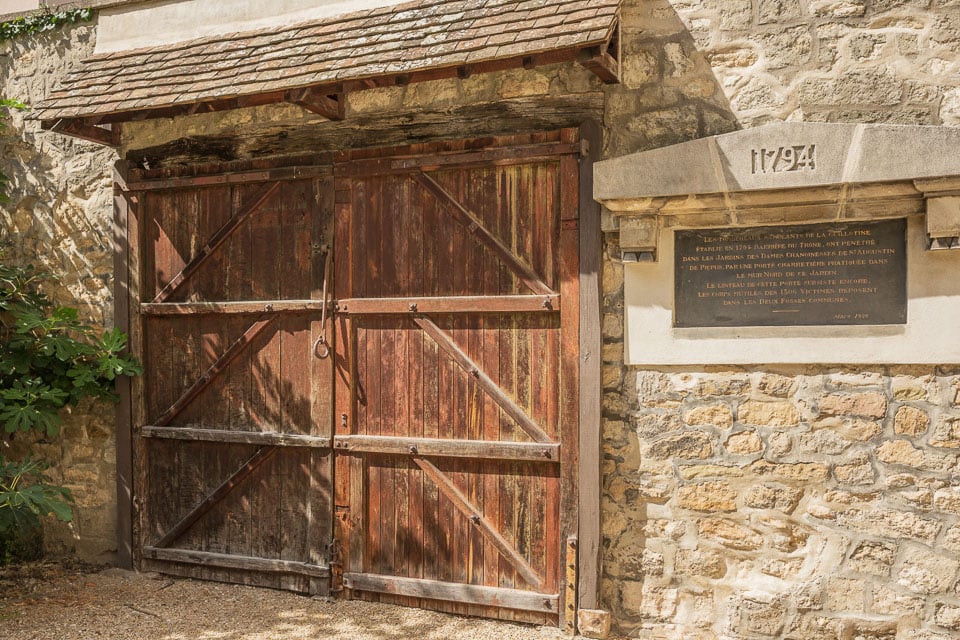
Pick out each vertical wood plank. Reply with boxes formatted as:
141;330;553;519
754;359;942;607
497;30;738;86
558;129;582;623
577;121;602;611
113;162;134;569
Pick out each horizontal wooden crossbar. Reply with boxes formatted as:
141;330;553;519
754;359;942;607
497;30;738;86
335;142;581;177
337;295;559;315
343;573;558;614
142;426;331;448
333;435;559;462
142;300;327;316
144;547;330;578
125;165;331;192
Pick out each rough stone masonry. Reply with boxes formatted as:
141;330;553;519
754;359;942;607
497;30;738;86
2;0;960;637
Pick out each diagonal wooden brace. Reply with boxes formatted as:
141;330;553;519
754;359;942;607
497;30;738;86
413;315;553;444
154;446;278;548
152;181;280;303
411;172;554;296
413;457;544;590
154;315;277;426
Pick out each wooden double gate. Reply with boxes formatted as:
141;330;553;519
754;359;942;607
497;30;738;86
120;130;593;625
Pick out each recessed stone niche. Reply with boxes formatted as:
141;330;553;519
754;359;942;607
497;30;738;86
594;122;960;365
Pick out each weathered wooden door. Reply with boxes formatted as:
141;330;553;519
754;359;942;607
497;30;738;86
332;131;581;624
133;169;335;593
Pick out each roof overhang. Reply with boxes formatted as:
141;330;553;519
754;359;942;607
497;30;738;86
594;123;960;258
36;0;622;146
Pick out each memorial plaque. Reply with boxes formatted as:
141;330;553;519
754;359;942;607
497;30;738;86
674;219;907;327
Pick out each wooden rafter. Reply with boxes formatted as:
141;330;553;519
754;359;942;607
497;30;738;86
413;457;544;590
579;19;621;84
412;315;553;444
152;181;280;303
154;315;277;426
285;88;345;120
411;172;554;296
43;119;120;146
154;446;278;548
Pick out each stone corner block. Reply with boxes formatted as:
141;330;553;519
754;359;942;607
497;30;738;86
577;609;612;639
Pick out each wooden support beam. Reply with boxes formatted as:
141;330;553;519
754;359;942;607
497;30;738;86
142;426;331;448
154;316;276;426
336;294;559;315
413;315;553;444
43;118;120;146
154;446;278;548
333;435;560;462
127;164;330;192
142;300;327;316
413;457;545;590
153;181;280;303
144;547;330;578
580;51;620;84
412;172;554;296
577;120;603;611
285;88;345;120
343;573;559;614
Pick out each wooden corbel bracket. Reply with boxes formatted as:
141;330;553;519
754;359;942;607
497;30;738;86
42;118;121;147
580;19;621;84
285;87;345;120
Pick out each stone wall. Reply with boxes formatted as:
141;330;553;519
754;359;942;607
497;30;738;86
597;0;960;638
0;19;121;562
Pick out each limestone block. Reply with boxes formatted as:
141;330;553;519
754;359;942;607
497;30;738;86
635;584;679;621
678;464;745;479
635;413;681;438
725;430;764;454
676;481;738;512
876;440;955;472
757;26;814;69
896;545;960;594
870;585;924;616
749;459;830;482
935;603;960;631
847;541;895;576
928;415;960;448
717;0;753;29
684;403;733;429
698;518;764;550
643;519;687;541
646;431;713;460
756;374;796;398
746;482;804;513
823;577;866;611
833;456;876;485
810;0;866;17
932;487;960;514
675;548;726;578
706;45;759;68
835;507;941;544
818;392;888;419
768;432;794;457
799;68;903;108
738;400;801;427
894;406;930;436
577;609;612;639
799;429;853;455
733;594;787;636
943;524;960;553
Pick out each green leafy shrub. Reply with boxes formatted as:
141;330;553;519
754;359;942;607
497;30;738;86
0;98;141;561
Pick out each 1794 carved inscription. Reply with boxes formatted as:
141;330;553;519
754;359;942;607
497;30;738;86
674;219;907;327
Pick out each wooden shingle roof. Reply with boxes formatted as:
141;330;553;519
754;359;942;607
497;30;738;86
36;0;621;143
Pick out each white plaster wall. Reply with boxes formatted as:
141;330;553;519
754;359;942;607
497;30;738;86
95;0;410;54
625;215;960;365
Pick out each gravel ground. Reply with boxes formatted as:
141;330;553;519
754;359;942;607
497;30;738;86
0;561;607;640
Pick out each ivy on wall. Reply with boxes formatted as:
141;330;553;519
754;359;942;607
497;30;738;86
0;8;93;43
